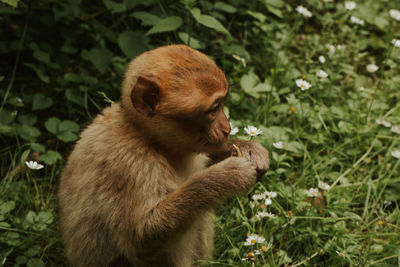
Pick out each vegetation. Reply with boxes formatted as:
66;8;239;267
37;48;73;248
1;0;399;266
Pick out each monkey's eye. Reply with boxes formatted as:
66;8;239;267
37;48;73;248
206;104;220;117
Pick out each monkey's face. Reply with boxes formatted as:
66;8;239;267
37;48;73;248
127;45;230;153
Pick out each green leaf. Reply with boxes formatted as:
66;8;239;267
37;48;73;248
33;50;51;64
103;0;124;12
16;125;41;141
57;131;78;142
32;93;53;110
264;0;285;8
40;150;62;165
0;108;13;124
0;201;15;215
214;2;237;13
118;31;148;58
84;48;113;74
44;117;61;134
27;258;44;267
30;143;46;153
65;88;85;107
0;124;13;134
18;114;37;126
1;0;19;8
64;73;82;83
246;11;267;23
24;63;50;83
147;16;183;35
195;14;230;35
178;32;203;49
266;5;283;18
59;120;80;133
132;11;161;26
240;72;258;92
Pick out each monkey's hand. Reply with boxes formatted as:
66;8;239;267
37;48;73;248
231;141;270;179
209;157;257;195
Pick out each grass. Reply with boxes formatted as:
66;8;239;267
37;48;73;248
1;0;400;266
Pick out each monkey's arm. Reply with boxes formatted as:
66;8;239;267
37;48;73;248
134;157;256;249
207;140;270;177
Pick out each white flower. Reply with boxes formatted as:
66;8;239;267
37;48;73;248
316;69;329;78
327;44;335;54
390;9;400;21
254;211;275;221
296;6;312;18
366;64;379;73
296;79;312;91
319;55;326;63
336;251;345;258
264;191;277;198
376;118;391;128
252;193;265;201
318;181;331;191
391;150;400;159
244;234;265;246
230;123;239;135
232;54;247;67
25;161;44;170
264;198;272;206
307;188;319;197
359;87;365;91
350;16;364;25
345;1;356;10
391;39;400;48
273;141;283;149
391;125;400;134
337;44;345;50
244;126;262;136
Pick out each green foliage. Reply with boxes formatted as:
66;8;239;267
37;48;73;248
1;0;400;266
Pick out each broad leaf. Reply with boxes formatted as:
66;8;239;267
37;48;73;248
44;117;61;134
196;15;230;35
84;48;113;74
132;11;161;26
147;16;183;35
118;31;148;58
32;93;53;110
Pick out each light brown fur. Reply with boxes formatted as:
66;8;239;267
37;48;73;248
58;45;269;267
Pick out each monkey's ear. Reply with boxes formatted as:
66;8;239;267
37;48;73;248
131;75;161;117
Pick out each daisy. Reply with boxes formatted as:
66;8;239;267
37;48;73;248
391;39;400;48
273;141;283;149
264;191;277;198
316;69;329;78
244;234;265;246
350;16;364;25
232;54;247;67
296;6;312;18
25;161;44;170
307;188;319;197
244;126;262;136
366;64;378;73
230;123;239;135
391;125;400;134
264;198;272;206
319;55;326;63
390;9;400;21
327;44;335;54
252;193;265;201
345;1;356;10
254;211;275;221
296;79;312;91
391;150;400;159
318;181;331;191
376;118;391;128
359;87;365;91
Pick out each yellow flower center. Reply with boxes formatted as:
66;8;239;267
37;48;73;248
301;74;307;79
251;239;256;244
301;84;306;88
250;131;256;135
378;220;383;226
290;107;296;113
247;252;254;258
261;245;268;252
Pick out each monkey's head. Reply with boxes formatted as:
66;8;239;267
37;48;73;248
121;45;230;154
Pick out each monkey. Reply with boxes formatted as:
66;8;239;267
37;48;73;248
58;44;270;267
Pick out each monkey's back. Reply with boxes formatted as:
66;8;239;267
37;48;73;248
58;104;214;266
